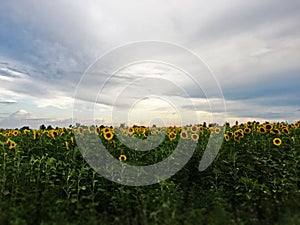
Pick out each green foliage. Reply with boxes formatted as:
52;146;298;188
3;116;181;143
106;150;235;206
0;121;299;225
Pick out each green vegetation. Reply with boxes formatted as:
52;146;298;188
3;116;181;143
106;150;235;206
0;121;299;225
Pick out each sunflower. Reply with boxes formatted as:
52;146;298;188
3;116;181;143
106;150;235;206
77;127;84;135
282;127;290;135
168;132;176;141
234;129;244;138
258;126;266;134
12;130;20;136
140;127;146;134
65;141;69;150
264;124;273;131
128;127;135;135
227;132;233;137
95;126;100;134
215;127;221;134
6;138;12;145
50;130;58;139
119;154;127;161
104;131;114;141
9;141;16;149
180;130;188;140
291;137;295;143
244;127;251;134
273;138;282;146
102;127;111;133
143;132;149;138
271;129;281;135
191;125;198;133
33;130;37;140
7;138;16;149
199;126;204;132
191;133;199;141
224;134;230;142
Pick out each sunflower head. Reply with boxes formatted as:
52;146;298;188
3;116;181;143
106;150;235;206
50;130;58;139
119;155;127;161
9;142;16;149
273;137;282;146
224;134;230;142
227;132;233;137
215;127;221;134
128;127;135;135
282;127;290;135
95;126;100;134
234;129;244;138
191;125;198;132
7;138;16;149
244;127;251;134
13;130;20;136
180;130;188;140
168;132;176;141
199;126;204;132
104;131;114;141
102;127;111;133
78;127;84;135
265;124;273;131
191;133;199;141
291;137;295;143
271;129;281;135
6;138;12;145
258;126;266;134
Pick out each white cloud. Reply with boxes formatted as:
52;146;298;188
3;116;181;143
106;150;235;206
0;99;17;104
0;63;75;109
35;96;73;109
0;0;299;127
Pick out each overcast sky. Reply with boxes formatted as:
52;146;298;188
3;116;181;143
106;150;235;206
0;0;299;128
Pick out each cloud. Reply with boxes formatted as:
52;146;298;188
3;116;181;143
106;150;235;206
0;61;75;109
0;109;44;128
0;99;17;104
0;109;75;129
0;0;299;127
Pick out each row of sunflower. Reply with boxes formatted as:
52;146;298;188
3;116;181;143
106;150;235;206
222;120;299;147
1;120;299;152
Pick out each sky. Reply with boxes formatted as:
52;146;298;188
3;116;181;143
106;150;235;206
0;0;299;128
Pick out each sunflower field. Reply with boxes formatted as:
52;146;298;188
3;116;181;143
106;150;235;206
0;120;300;225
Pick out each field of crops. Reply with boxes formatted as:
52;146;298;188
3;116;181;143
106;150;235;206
1;120;300;225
